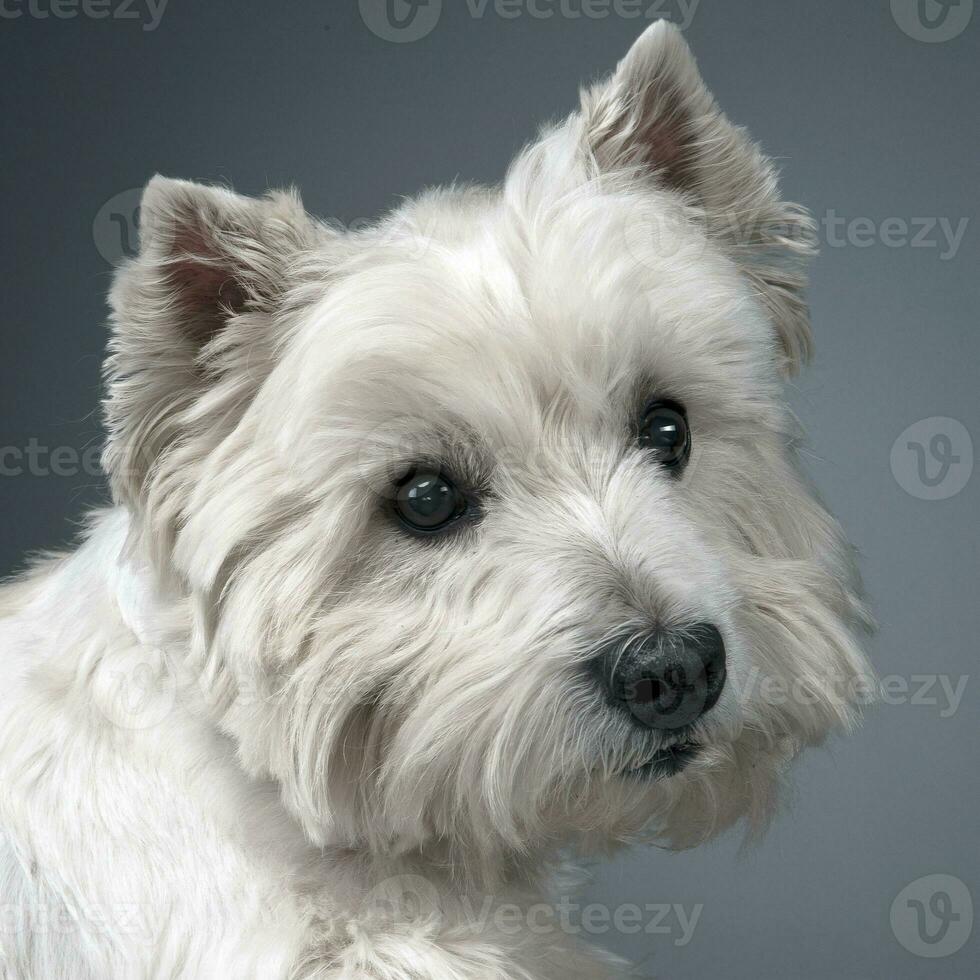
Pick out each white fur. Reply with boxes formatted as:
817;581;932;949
0;24;872;979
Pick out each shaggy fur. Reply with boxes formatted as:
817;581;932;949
0;24;872;979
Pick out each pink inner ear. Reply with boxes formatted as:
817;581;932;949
633;86;696;193
163;224;249;349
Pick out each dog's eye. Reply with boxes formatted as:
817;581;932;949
394;470;468;533
637;400;690;470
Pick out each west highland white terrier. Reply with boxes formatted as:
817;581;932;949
0;23;873;980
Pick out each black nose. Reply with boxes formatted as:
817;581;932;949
590;624;727;730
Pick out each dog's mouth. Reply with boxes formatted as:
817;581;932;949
626;742;702;780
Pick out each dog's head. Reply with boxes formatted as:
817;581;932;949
104;24;872;866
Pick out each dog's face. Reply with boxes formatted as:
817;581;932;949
104;24;871;862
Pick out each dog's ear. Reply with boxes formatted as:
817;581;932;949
581;23;815;373
103;176;317;513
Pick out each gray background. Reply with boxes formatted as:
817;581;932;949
1;1;977;977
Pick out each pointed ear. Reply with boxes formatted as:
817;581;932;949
125;175;315;348
581;23;816;372
103;176;317;511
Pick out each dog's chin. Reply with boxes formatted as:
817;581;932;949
624;741;703;781
574;729;791;851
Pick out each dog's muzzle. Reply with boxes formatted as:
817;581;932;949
590;623;727;731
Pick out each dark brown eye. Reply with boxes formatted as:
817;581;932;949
394;470;467;533
637;400;691;471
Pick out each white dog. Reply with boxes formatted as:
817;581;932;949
0;23;873;979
